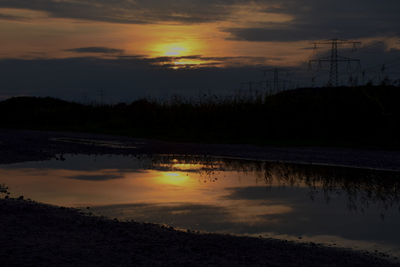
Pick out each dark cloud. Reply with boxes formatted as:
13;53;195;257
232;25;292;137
0;0;238;24
224;0;400;41
1;42;400;101
133;54;274;68
306;41;400;86
224;186;277;201
90;186;400;243
0;0;398;42
66;174;124;181
91;203;234;232
0;12;26;21
222;186;400;241
0;55;269;102
65;47;124;54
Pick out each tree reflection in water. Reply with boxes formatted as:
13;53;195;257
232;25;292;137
151;155;400;217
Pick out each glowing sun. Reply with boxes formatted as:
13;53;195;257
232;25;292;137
155;43;190;57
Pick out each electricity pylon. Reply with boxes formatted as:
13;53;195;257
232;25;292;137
241;81;255;91
262;68;292;93
263;68;280;92
309;39;361;87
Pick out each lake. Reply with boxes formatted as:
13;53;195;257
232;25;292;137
1;154;400;258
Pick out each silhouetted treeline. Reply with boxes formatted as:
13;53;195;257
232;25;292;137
1;85;400;148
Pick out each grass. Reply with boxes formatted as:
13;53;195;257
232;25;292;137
1;85;399;149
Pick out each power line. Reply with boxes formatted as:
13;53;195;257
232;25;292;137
309;39;361;87
262;68;293;93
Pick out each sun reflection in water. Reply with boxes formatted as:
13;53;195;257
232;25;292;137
2;155;400;258
157;172;190;186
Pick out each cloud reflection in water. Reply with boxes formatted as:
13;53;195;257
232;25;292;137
1;154;400;256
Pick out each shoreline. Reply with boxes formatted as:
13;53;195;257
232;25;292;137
1;197;399;266
1;129;400;171
2;129;400;265
164;153;400;173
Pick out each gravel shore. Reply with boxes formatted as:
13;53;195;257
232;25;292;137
1;198;399;266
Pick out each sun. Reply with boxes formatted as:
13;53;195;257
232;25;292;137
164;45;188;56
151;41;211;68
155;43;190;57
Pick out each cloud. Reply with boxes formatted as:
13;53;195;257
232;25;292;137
65;47;124;54
0;0;398;42
221;186;400;241
0;55;272;102
223;0;400;41
0;12;26;21
0;0;238;24
1;42;399;101
91;202;249;233
306;41;400;85
66;174;124;181
90;186;400;243
130;54;275;68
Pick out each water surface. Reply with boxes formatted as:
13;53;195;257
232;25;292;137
1;154;400;258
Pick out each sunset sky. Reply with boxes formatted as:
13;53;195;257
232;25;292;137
1;0;400;101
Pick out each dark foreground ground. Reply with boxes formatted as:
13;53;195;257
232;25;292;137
1;198;399;267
